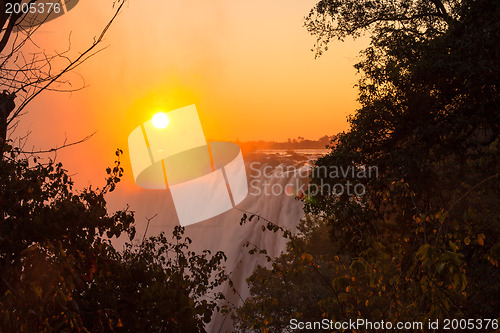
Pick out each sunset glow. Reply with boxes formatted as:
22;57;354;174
152;112;169;129
3;0;494;331
15;0;367;188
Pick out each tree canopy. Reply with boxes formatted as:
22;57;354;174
236;0;499;329
0;145;229;332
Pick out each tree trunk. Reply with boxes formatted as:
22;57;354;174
0;91;15;223
0;91;15;151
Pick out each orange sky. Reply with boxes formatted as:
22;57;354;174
13;0;367;186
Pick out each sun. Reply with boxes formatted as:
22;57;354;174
152;112;169;129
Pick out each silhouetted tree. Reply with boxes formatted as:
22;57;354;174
236;0;499;328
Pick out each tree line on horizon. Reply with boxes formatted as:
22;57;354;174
237;135;334;153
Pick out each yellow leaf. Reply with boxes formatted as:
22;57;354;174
33;285;43;299
478;233;485;246
464;237;471;245
301;252;313;261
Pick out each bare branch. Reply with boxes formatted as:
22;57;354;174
0;0;126;131
19;131;97;154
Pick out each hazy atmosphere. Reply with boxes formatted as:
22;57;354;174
14;0;366;187
1;0;498;332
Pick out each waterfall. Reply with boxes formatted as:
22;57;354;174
108;150;322;332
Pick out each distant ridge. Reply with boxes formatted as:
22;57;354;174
231;135;335;153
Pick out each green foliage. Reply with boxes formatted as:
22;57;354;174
235;216;342;332
305;0;458;56
79;226;228;332
0;146;134;331
0;145;228;332
236;0;500;329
